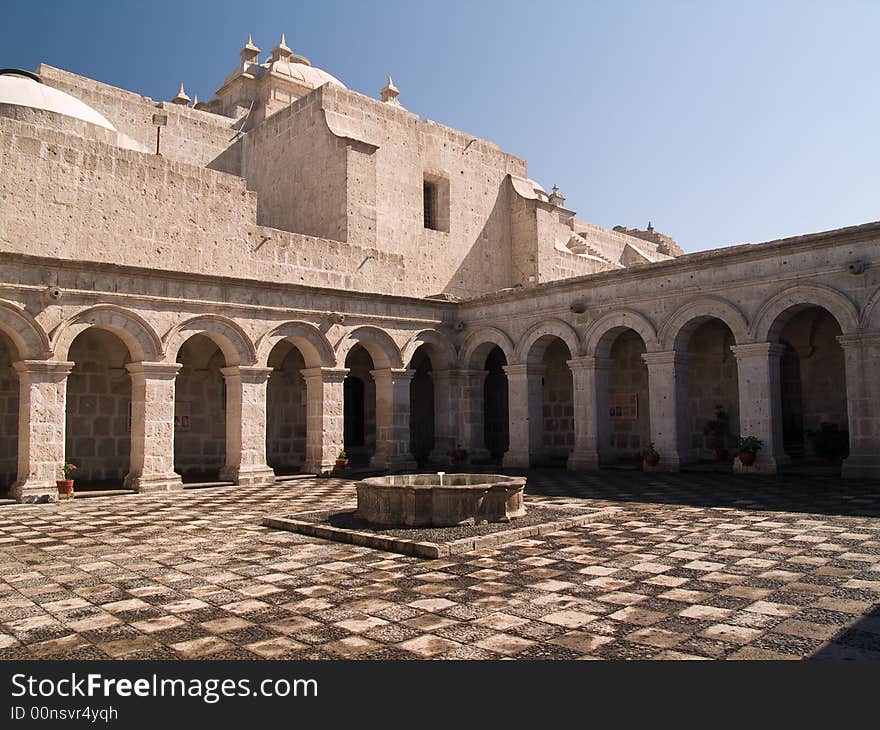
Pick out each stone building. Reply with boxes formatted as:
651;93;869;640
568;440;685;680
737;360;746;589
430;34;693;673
0;36;878;501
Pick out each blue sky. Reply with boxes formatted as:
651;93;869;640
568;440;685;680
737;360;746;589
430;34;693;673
3;1;878;252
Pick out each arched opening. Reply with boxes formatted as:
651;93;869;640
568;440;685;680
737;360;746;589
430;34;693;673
408;345;434;467
599;328;650;465
681;318;740;464
65;329;132;490
483;346;509;464
344;344;376;466
266;340;307;476
525;337;574;467
174;334;226;482
0;331;19;496
774;306;848;465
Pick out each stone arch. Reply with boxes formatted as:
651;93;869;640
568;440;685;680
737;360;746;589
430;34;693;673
52;305;162;362
0;300;51;360
860;286;880;331
659;296;749;352
752;284;860;342
514;318;580;365
335;326;403;369
163;315;256;366
583;309;658;358
401;329;457;370
255;321;336;370
459;326;515;369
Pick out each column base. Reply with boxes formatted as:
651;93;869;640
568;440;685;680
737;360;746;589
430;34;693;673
842;454;880;480
219;465;276;486
501;452;530;469
567;451;600;471
369;455;418;473
124;472;183;493
733;454;782;475
302;460;335;477
10;479;57;503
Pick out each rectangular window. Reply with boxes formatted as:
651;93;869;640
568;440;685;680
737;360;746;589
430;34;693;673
423;173;450;232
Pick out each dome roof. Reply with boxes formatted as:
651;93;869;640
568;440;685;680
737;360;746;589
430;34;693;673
0;71;116;132
264;59;344;89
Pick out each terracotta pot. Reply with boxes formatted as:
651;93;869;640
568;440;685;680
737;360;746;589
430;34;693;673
644;454;660;467
335;459;349;469
56;479;74;496
738;451;757;466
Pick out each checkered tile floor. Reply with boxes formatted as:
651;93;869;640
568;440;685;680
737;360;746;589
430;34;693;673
1;471;878;660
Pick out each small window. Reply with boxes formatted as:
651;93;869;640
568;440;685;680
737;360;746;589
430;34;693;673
422;173;450;232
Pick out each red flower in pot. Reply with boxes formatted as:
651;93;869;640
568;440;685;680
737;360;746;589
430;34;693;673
737;436;763;467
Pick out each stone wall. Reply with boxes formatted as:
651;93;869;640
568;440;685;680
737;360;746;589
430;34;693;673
409;349;434;465
0;116;407;295
607;330;650;461
0;333;18;491
174;335;226;480
344;346;377;463
38;65;237;167
65;329;131;483
266;343;307;473
541;339;574;462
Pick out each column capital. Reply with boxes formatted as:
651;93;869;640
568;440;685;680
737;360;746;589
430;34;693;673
300;366;349;383
220;365;274;383
641;350;688;367
729;342;786;360
837;331;880;349
13;359;74;377
567;356;613;371
126;361;182;379
370;367;415;383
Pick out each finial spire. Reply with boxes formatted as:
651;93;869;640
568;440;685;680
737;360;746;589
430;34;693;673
171;82;191;105
380;75;402;107
271;32;293;61
548;184;566;207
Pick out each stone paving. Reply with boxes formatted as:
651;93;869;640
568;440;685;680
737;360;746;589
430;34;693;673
1;470;879;660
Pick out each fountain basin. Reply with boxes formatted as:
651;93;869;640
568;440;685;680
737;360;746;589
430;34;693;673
356;473;526;527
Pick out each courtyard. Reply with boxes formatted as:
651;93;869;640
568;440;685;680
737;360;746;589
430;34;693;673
0;471;878;661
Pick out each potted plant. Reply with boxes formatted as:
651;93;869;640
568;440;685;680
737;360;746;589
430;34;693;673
736;436;763;467
642;442;660;467
335;450;349;470
703;405;730;461
57;463;77;499
448;444;468;466
806;422;849;462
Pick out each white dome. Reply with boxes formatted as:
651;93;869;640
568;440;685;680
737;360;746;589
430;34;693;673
265;59;344;89
0;73;116;132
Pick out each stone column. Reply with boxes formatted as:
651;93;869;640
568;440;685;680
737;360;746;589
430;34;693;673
10;360;74;502
641;351;688;471
219;366;275;486
730;343;788;474
502;364;542;469
124;362;183;493
839;332;880;479
457;369;490;463
567;356;610;470
429;369;460;464
370;368;417;471
301;367;347;476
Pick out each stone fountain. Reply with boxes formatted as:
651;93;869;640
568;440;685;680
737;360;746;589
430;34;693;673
355;472;526;527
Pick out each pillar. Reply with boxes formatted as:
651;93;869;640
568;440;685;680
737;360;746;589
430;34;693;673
125;362;183;492
10;360;73;502
502;364;542;469
301;367;347;475
219;366;275;486
839;332;880;479
567;356;610;470
457;369;490;462
641;351;687;471
370;368;417;471
429;369;460;464
730;343;788;474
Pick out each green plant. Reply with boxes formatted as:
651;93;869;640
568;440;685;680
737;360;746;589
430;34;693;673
737;436;764;454
642;442;659;458
703;405;730;450
61;463;78;479
807;422;849;461
337;450;347;460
